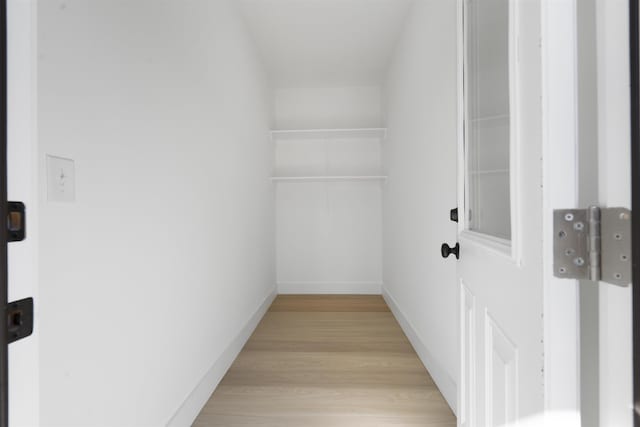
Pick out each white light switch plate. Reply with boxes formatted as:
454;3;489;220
47;155;75;202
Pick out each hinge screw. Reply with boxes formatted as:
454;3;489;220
574;257;585;266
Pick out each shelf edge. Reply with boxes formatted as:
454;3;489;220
270;175;388;182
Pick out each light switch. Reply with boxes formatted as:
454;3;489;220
47;155;75;202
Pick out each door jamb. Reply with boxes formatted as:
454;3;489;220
541;0;581;421
628;0;639;423
0;0;9;425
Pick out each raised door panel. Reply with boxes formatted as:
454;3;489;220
460;283;476;427
484;313;518;427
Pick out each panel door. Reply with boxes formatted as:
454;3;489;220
456;0;544;425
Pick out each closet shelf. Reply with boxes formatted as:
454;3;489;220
271;175;388;183
271;128;387;140
470;169;509;175
469;114;509;123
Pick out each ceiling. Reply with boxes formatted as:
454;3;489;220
238;0;414;88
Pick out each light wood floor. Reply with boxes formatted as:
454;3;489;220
193;295;456;426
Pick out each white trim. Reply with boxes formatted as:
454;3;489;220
7;1;40;425
595;1;633;424
382;288;458;416
484;310;520;426
540;0;581;421
456;2;467;420
271;128;387;140
460;0;471;236
459;282;476;427
270;175;387;183
456;0;466;237
459;0;520;262
166;288;277;427
509;0;523;265
277;281;382;294
459;230;512;259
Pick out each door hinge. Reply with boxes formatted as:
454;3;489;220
6;298;33;344
7;201;25;242
553;206;631;286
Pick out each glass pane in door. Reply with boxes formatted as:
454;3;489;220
466;0;511;240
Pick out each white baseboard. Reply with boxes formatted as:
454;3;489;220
166;288;277;427
277;281;382;294
382;287;458;415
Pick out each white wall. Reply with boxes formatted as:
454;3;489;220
274;86;382;130
382;0;458;412
7;1;39;425
276;179;384;294
37;1;275;426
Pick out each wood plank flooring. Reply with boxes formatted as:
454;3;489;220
193;295;456;426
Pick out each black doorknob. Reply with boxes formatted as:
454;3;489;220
441;243;460;260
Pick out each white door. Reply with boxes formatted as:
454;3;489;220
456;0;545;425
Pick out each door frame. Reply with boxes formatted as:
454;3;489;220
629;0;640;423
540;0;582;419
0;0;9;425
543;0;636;423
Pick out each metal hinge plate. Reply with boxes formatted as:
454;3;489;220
554;207;631;286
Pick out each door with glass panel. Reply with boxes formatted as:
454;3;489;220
455;0;544;425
